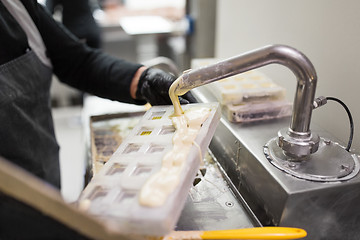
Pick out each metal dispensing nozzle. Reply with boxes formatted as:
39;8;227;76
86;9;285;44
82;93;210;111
175;44;319;158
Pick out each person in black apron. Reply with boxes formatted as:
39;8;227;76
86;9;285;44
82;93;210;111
0;1;195;239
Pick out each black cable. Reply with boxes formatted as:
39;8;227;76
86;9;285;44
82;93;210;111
325;97;354;151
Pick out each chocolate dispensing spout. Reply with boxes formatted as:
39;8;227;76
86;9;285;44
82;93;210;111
174;45;319;158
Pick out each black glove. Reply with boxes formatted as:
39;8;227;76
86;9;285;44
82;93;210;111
136;68;197;106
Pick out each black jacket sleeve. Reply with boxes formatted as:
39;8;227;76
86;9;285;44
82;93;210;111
21;0;144;104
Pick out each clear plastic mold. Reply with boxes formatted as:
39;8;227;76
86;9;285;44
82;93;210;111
78;103;220;236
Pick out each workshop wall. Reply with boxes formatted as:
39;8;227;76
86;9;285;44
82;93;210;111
215;0;360;153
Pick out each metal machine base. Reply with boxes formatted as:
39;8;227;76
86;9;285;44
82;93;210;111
264;138;360;182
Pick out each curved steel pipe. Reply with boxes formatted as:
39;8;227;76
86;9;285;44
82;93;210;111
174;45;319;157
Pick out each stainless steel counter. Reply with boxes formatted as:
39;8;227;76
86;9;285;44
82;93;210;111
176;150;260;231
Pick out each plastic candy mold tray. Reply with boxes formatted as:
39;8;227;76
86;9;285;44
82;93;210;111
206;70;286;105
78;103;221;236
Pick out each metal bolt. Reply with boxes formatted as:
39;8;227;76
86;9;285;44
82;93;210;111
340;164;350;172
288;162;297;169
225;201;234;207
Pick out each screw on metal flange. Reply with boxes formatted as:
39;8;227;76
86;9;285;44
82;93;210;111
340;164;350;172
288;162;297;169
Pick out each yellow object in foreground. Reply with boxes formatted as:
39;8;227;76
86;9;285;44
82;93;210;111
201;227;306;239
163;227;307;240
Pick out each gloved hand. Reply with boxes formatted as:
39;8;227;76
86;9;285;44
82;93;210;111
136;68;197;106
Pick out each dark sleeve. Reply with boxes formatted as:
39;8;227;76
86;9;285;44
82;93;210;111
0;3;29;65
22;1;145;105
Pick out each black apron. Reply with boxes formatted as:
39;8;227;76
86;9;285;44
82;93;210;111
0;50;60;188
0;44;89;240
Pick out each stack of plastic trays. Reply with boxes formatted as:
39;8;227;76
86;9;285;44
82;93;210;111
191;58;292;123
224;101;292;123
78;103;221;236
206;71;286;105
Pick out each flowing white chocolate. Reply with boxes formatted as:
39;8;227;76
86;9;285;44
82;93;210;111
139;107;210;207
168;76;184;116
139;76;210;207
